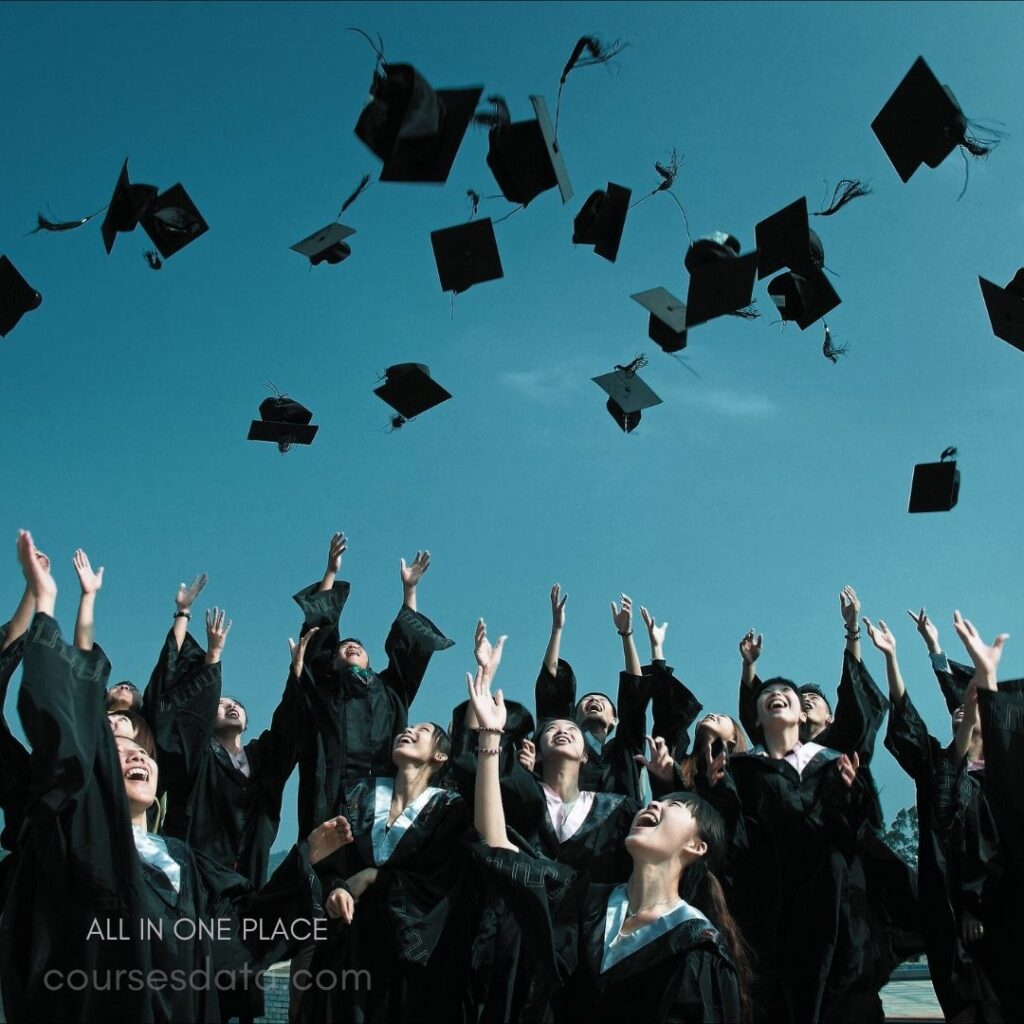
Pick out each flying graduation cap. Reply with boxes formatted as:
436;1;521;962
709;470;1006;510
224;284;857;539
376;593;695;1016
290;175;372;266
909;447;960;513
351;34;483;185
631;287;688;353
592;357;662;433
572;183;631;263
872;57;997;183
247;394;319;453
683;233;759;327
374;364;452;428
0;255;43;338
430;218;504;293
101;160;158;254
755;198;840;330
979;268;1024;351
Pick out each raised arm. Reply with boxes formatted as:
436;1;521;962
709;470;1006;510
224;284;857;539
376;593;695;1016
908;607;972;714
71;548;104;651
543;584;567;677
840;586;862;661
399;548;429;613
203;607;231;666
642;606;702;760
737;629;763;738
954;682;980;764
172;573;208;651
1;548;45;651
316;532;347;593
611;593;641;677
862;618;904;704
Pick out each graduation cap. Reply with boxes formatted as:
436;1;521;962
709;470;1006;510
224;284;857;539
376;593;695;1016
572;183;631;262
0;255;43;338
909;447;960;513
430;218;503;294
374;363;452;423
354;63;482;183
247;395;318;452
485;96;573;207
872;57;984;182
101;160;159;255
767;268;841;330
139;184;209;259
593;359;662;433
979;269;1024;351
755;198;824;279
291;223;357;266
631;287;687;353
685;239;759;327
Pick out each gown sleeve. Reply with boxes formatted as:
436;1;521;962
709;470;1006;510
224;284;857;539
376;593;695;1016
535;657;577;724
666;947;742;1024
738;674;761;741
930;653;973;715
824;651;890;762
291;579;351;681
377;605;454;709
884;691;938;783
0;627;31;845
977;682;1024;847
647;660;702;759
245;671;309;797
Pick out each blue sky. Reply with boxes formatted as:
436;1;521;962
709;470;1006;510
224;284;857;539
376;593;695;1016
3;1;1024;844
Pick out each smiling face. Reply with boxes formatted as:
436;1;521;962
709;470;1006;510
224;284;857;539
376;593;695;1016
336;638;370;670
574;692;616;731
756;683;805;731
538;718;587;763
215;697;247;733
392;722;449;776
625;798;709;865
116;736;158;814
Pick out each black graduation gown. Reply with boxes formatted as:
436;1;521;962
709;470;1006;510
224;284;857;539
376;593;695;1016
143;628;307;887
471;843;742;1023
296;779;470;1023
291;581;454;837
1;612;324;1024
646;659;703;762
701;745;869;1023
0;622;31;854
884;690;1003;1020
535;658;648;799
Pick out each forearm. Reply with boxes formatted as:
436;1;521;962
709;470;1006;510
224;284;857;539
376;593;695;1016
543;626;562;677
73;593;96;651
171;612;190;651
474;735;512;848
621;633;641;677
845;628;862;661
2;589;34;651
884;652;905;703
317;569;337;594
402;584;417;613
205;646;222;666
954;709;978;763
740;660;756;689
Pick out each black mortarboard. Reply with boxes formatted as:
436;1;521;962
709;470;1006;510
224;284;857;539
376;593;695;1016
290;223;357;266
909;453;960;513
573;183;631;263
685;249;759;327
767;269;841;330
871;57;969;182
354;64;482;183
979;269;1024;351
593;366;662;433
100;160;159;255
430;218;503;294
374;363;452;420
486;96;573;207
631;287;688;353
683;232;741;272
139;184;209;259
0;255;43;338
247;396;318;450
755;198;824;279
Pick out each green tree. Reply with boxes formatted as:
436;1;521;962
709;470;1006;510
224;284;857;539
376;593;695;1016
880;805;919;864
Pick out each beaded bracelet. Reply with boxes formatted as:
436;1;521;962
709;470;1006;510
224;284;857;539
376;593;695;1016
173;611;192;620
478;727;505;735
476;747;502;756
845;630;861;640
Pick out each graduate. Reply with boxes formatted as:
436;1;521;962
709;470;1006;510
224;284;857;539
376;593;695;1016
468;636;749;1023
290;532;455;838
865;614;1003;1021
293;715;469;1022
0;530;349;1024
534;586;649;798
701;674;867;1022
143;573;310;888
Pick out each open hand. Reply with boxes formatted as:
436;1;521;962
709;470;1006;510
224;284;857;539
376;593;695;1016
72;549;104;595
17;530;56;602
906;607;940;652
953;611;1008;690
288;627;319;677
610;594;633;634
400;550;431;588
326;532;347;574
205;608;232;659
176;574;208;611
839;586;861;629
739;629;763;664
474;618;506;681
467;667;507;734
635;735;676;782
639;607;667;648
862;617;895;657
550;584;568;630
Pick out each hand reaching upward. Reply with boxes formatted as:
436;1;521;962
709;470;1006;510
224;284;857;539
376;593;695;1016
176;574;208;612
906;607;940;654
401;550;431;589
550;584;568;631
72;549;104;595
952;611;1008;691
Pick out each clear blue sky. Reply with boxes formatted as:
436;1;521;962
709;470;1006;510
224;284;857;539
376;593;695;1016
3;1;1024;845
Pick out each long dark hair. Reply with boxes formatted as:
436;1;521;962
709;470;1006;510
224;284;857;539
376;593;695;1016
427;722;452;785
666;791;755;1020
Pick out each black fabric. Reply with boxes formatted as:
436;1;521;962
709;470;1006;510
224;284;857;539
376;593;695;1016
291;581;454;838
0;623;31;852
534;658;649;799
0;612;323;1024
143;628;306;887
884;690;1004;1019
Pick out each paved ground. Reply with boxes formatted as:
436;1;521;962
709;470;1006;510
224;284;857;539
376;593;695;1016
881;978;943;1020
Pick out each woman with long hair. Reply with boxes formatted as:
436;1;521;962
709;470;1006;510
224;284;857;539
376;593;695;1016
469;637;752;1023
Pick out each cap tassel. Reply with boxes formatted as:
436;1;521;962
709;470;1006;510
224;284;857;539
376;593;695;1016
728;303;761;321
337;174;371;217
466;190;481;219
347;26;386;67
28;205;106;235
814;179;872;217
940;446;958;462
822;322;849;363
629;150;694;245
472;95;511;130
387;414;408;433
143;250;163;270
615;353;648;378
553;35;628;146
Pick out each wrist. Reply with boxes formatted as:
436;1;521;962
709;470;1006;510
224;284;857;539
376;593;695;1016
205;649;222;665
618;628;633;637
173;609;191;620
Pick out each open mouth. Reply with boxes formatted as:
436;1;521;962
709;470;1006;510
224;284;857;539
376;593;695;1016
551;732;573;746
125;767;150;783
766;695;788;711
395;733;415;746
632;807;660;830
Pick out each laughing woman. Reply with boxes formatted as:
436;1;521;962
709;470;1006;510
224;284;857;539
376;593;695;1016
294;718;470;1023
0;531;349;1024
468;641;750;1023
